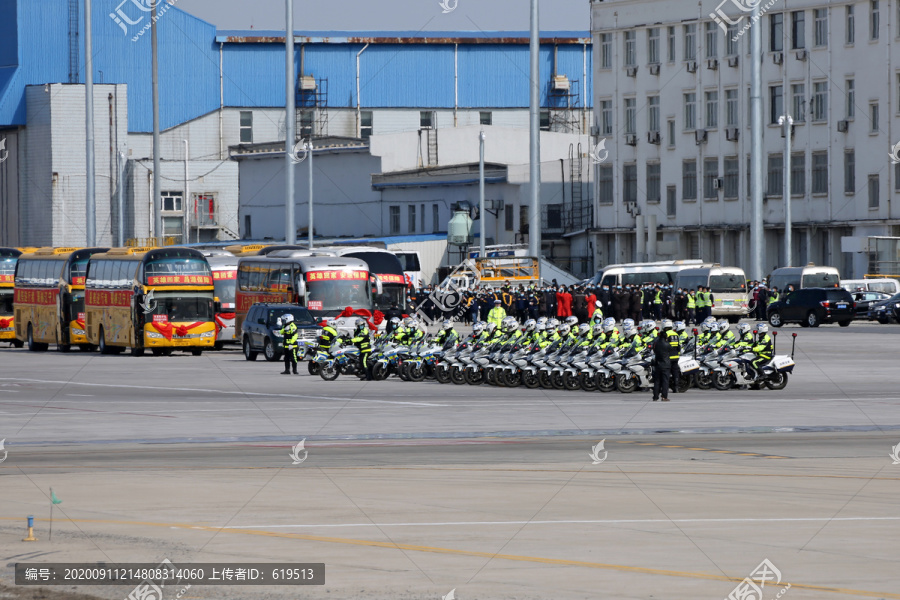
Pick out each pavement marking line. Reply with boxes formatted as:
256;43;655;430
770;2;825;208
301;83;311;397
0;401;175;419
0;517;895;598
0;377;446;407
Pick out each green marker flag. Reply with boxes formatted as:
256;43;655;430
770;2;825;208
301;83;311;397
50;488;62;504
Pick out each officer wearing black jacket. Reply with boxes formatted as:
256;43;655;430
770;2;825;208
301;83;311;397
652;319;681;402
350;318;373;380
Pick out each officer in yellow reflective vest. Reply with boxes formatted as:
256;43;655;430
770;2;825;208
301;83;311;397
652;319;680;401
278;314;299;375
349;318;373;380
487;299;506;328
686;289;697;324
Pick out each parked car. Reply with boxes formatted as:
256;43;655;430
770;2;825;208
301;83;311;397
868;292;900;324
766;287;855;328
242;303;319;361
851;291;891;318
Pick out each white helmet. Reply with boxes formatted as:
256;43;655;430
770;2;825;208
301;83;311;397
660;319;674;330
472;321;486;333
282;313;294;324
602;317;616;329
640;320;656;334
624;326;638;338
502;316;518;332
536;316;548;326
738;323;752;335
577;323;591;336
675;321;687;333
524;319;537;332
558;324;571;336
592;322;605;336
565;316;579;327
442;319;453;330
390;316;401;326
756;323;769;334
536;322;547;332
701;322;713;333
486;322;497;333
622;318;635;330
548;318;560;328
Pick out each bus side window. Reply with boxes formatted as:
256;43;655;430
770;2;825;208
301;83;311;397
248;265;263;292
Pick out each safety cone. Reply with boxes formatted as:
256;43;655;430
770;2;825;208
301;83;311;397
22;515;37;541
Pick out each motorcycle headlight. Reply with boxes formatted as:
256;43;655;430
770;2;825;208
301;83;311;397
147;331;164;339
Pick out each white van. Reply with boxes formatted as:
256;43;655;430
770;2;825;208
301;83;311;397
840;278;900;295
675;265;749;321
768;264;841;292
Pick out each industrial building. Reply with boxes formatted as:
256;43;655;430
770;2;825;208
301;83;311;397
0;0;596;276
589;0;900;278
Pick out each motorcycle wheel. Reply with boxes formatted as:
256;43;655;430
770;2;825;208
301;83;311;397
596;373;616;393
550;371;566;390
407;363;427;382
676;373;693;393
694;371;713;390
580;372;598;392
615;373;637;393
319;365;340;381
713;371;736;391
464;368;484;385
449;365;467;385
538;370;554;389
434;364;451;384
371;361;390;381
765;372;789;390
308;361;321;376
563;371;582;391
398;362;411;381
503;370;521;388
521;371;541;389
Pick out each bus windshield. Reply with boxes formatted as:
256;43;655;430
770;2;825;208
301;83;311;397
145;257;212;279
146;291;214;322
0;257;16;278
0;289;13;315
307;280;370;312
710;274;746;293
70;258;90;285
802;272;839;288
214;278;236;305
375;285;406;311
396;253;421;272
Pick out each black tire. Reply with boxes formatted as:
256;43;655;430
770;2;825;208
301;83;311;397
562;371;582;391
449;365;466;385
676;373;693;393
191;349;203;356
768;312;783;328
538;370;554;389
807;311;820;328
765;372;789;390
263;338;280;362
838;320;851;327
319;364;340;381
12;339;24;348
550;371;566;391
694;371;713;390
713;371;736;391
615;373;637;393
521;370;541;389
58;343;71;352
503;370;521;388
27;324;48;352
98;326;112;355
484;368;497;386
407;363;427;382
878;317;890;325
130;346;145;357
434;364;451;384
243;337;259;361
580;372;598;392
308;360;321;376
398;362;412;381
596;373;616;393
151;348;165;356
464;368;484;385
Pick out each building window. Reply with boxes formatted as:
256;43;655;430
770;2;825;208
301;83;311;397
667;26;676;62
812;151;828;194
684;92;696;130
811;81;827;121
390;206;400;234
791;152;806;196
868;174;880;208
684;23;697;61
846;5;855;44
648;27;660;64
791;11;805;49
433;204;440;232
624;30;636;66
814;8;828;46
194;193;217;226
705;90;718;128
704;157;719;199
479;111;492;126
239;111;253;143
648;95;660;131
791;83;806;122
667;119;676;147
519;205;528;231
504;204;514;232
726;88;739;126
666;185;677;217
299;110;314;139
625;98;636;134
647;163;661;203
600;33;612;69
623;164;638;204
770;13;784;51
162;216;183;240
599;164;614;204
682;160;697;200
161;190;182;212
726;24;739;55
244;215;252;238
871;0;881;39
420;203;425;232
769;85;783;124
408;204;416;233
870;102;880;131
540;110;551;131
601;100;613;135
844;150;856;193
846;79;855;118
360;111;373;139
724;156;739;199
767;153;784;196
420;111;434;128
895;163;900;191
705;21;718;58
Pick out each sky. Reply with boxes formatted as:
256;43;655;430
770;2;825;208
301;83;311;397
171;0;591;32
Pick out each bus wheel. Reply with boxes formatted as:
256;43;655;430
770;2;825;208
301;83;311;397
98;327;112;355
57;344;71;352
191;349;203;356
79;344;96;352
12;340;24;348
27;324;48;352
130;346;145;357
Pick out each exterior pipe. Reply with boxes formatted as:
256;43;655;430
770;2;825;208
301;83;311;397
356;43;370;138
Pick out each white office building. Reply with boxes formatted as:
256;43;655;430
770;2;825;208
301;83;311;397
589;0;900;278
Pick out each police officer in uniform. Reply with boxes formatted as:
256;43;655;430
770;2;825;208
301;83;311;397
278;313;299;375
652;319;680;401
349;318;373;380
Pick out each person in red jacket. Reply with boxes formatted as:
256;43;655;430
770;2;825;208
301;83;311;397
586;288;598;319
557;286;573;318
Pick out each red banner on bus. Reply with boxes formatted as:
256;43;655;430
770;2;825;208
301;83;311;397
213;270;237;280
71;276;86;285
14;289;58;305
237;292;291;312
86;290;132;307
377;274;405;284
0;275;13;284
147;275;213;286
306;270;368;282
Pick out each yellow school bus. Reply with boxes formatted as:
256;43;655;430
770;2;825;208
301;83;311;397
85;247;216;356
0;248;23;347
14;247;110;351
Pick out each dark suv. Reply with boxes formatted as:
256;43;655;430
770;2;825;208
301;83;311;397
242;303;320;361
766;288;855;328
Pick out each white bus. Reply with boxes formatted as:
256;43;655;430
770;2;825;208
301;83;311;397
203;251;239;347
675;265;749;322
768;264;841;291
591;260;709;288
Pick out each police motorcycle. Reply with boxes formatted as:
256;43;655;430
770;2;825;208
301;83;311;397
613;326;655;393
401;337;445;383
370;340;409;381
315;339;361;381
710;325;796;391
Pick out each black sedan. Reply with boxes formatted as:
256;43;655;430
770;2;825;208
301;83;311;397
868;292;900;324
852;291;891;318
